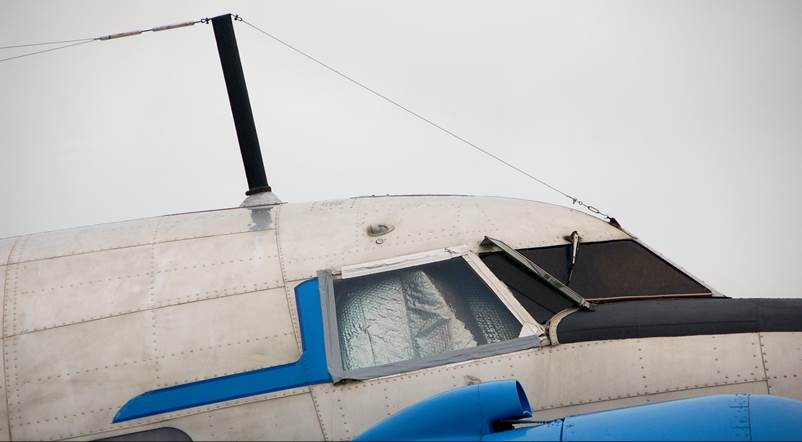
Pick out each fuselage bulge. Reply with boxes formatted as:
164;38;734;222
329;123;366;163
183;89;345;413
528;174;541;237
0;195;800;441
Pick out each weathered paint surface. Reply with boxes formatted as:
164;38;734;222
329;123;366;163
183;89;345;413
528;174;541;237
0;195;798;441
760;332;802;401
310;332;779;440
276;196;628;282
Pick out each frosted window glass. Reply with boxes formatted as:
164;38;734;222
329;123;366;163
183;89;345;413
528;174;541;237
334;258;522;371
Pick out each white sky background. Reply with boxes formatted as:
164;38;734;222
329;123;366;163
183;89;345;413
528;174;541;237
1;1;800;299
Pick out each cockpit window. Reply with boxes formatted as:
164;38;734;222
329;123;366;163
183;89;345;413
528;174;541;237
335;258;521;371
481;239;710;322
320;249;541;381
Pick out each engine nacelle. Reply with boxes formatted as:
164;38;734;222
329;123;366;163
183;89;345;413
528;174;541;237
357;380;802;441
355;380;532;441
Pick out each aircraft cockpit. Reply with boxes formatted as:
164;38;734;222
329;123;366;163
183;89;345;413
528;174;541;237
318;233;714;383
320;245;541;382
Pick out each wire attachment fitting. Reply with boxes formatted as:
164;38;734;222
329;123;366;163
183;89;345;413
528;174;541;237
152;21;199;32
97;30;144;41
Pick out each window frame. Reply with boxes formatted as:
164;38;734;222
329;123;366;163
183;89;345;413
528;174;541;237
318;245;543;383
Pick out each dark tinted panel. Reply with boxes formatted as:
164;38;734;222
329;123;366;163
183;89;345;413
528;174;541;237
480;253;575;323
518;240;709;299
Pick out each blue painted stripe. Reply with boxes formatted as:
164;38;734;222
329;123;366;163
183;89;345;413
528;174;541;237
113;279;331;422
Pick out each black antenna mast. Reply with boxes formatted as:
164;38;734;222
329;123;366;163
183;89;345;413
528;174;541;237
211;14;276;202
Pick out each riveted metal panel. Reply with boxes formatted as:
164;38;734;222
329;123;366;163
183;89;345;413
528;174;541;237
278;199;360;282
467;197;628;250
760;332;802;400
11;218;160;264
525;334;766;409
5;290;303;441
0;339;10;441
277;280;304;356
8;245;153;336
0;266;6;317
0;243;9;441
5;313;158;441
152;288;299;389
345;197;626;278
9;207;276;266
0;237;16;266
80;392;323;442
155;207;276;243
348;197;489;263
167;393;323;441
312;333;775;440
531;380;769;421
279;196;630;282
2;239;25;338
9;229;283;337
57;387;310;441
150;230;283;308
638;333;765;393
529;339;647;408
315;371;444;439
765;376;802;402
311;348;544;441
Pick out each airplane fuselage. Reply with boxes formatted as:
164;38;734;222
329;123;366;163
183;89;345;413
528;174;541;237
0;195;799;440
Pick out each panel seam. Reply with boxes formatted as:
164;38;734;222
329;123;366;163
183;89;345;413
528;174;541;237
15;332;293;386
9;226;275;265
533;379;767;413
273;205;328;439
16;254;280;295
3;284;284;338
149;217;162;385
2;236;21;441
757;331;771;393
274;205;302;350
43;388;311;440
5;235;28;435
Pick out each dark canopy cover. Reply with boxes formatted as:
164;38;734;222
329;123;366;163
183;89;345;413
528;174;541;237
481;239;711;323
556;298;802;343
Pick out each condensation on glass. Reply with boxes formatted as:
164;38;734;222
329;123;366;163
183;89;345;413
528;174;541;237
333;257;522;371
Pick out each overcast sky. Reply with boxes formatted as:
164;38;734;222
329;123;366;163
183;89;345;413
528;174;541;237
1;1;800;299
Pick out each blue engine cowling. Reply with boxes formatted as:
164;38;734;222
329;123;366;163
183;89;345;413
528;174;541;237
355;380;802;441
